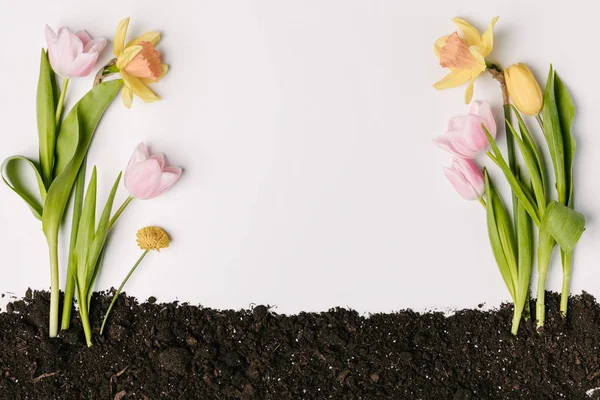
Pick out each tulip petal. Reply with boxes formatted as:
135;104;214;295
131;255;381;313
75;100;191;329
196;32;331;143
433;35;449;59
152;167;182;198
451;17;481;46
479;16;499;57
444;166;480;200
432;134;477;159
125;159;163;199
433;69;471;90
45;25;57;42
114;17;130;56
469;101;496;138
63;52;98;77
127;31;161;48
116;45;143;69
149;153;166;170
83;37;107;54
76;30;92;47
125;143;150;182
124;75;161;103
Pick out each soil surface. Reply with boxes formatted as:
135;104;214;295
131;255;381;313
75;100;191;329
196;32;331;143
2;290;600;399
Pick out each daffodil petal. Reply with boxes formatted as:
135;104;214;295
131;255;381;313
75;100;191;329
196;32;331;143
126;31;161;48
479;16;499;57
122;85;134;108
451;17;481;46
124;74;161;103
464;77;476;104
116;45;143;69
434;35;449;59
114;17;130;56
469;47;487;71
433;69;471;90
140;64;169;85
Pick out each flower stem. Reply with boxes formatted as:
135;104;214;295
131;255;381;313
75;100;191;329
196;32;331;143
78;288;93;347
100;250;149;335
535;114;544;131
536;271;547;330
561;250;572;317
48;242;60;338
55;78;69;125
109;196;134;230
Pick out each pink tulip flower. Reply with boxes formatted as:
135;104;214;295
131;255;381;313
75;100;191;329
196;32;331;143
443;158;485;201
433;101;497;159
125;143;182;199
45;25;107;78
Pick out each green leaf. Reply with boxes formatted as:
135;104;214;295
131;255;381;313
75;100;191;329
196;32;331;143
554;73;576;208
85;172;122;295
541;65;567;204
37;49;57;188
542;200;585;253
1;156;47;220
515;171;533;328
42;79;123;247
484;127;541;226
511;106;547;199
506;120;546;212
75;167;97;291
484;171;517;300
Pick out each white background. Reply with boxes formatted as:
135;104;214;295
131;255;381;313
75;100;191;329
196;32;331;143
0;0;598;314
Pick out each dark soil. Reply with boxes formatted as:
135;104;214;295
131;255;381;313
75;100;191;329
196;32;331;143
2;291;600;400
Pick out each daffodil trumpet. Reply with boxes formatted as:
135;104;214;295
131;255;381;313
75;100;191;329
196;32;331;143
100;227;170;335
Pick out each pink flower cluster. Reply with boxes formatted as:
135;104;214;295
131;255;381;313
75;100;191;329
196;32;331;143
433;101;496;200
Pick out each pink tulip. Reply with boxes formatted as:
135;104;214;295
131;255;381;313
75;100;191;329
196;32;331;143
125;143;182;199
433;100;497;159
45;25;107;78
443;158;485;201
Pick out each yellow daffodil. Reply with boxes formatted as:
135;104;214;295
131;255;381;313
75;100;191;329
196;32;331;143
114;17;169;108
433;17;498;104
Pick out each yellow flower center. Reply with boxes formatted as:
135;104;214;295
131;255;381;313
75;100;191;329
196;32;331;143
137;226;170;251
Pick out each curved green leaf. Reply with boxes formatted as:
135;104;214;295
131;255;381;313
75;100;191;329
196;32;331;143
542;200;585;253
1;156;47;220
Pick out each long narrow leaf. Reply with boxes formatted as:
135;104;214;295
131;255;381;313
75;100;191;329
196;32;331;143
485;171;517;300
554;73;575;208
506;121;546;211
85;172;123;294
515;171;533;328
511;106;547;197
541;65;567;204
37;49;57;188
75;167;97;291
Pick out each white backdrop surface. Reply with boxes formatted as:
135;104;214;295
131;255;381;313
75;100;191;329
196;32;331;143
0;0;598;314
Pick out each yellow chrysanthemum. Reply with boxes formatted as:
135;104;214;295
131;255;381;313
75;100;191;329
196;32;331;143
136;226;170;252
114;17;169;108
433;17;498;104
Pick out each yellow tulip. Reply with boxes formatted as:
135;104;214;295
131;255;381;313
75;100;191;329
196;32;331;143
504;63;543;116
114;18;169;108
433;17;499;104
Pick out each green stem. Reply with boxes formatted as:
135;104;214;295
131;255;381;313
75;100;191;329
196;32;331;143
109;196;134;230
78;288;93;347
560;250;572;317
55;78;69;126
536;271;547;330
48;242;60;338
61;163;86;331
511;306;523;335
478;197;487;208
100;250;149;335
535;114;544;131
